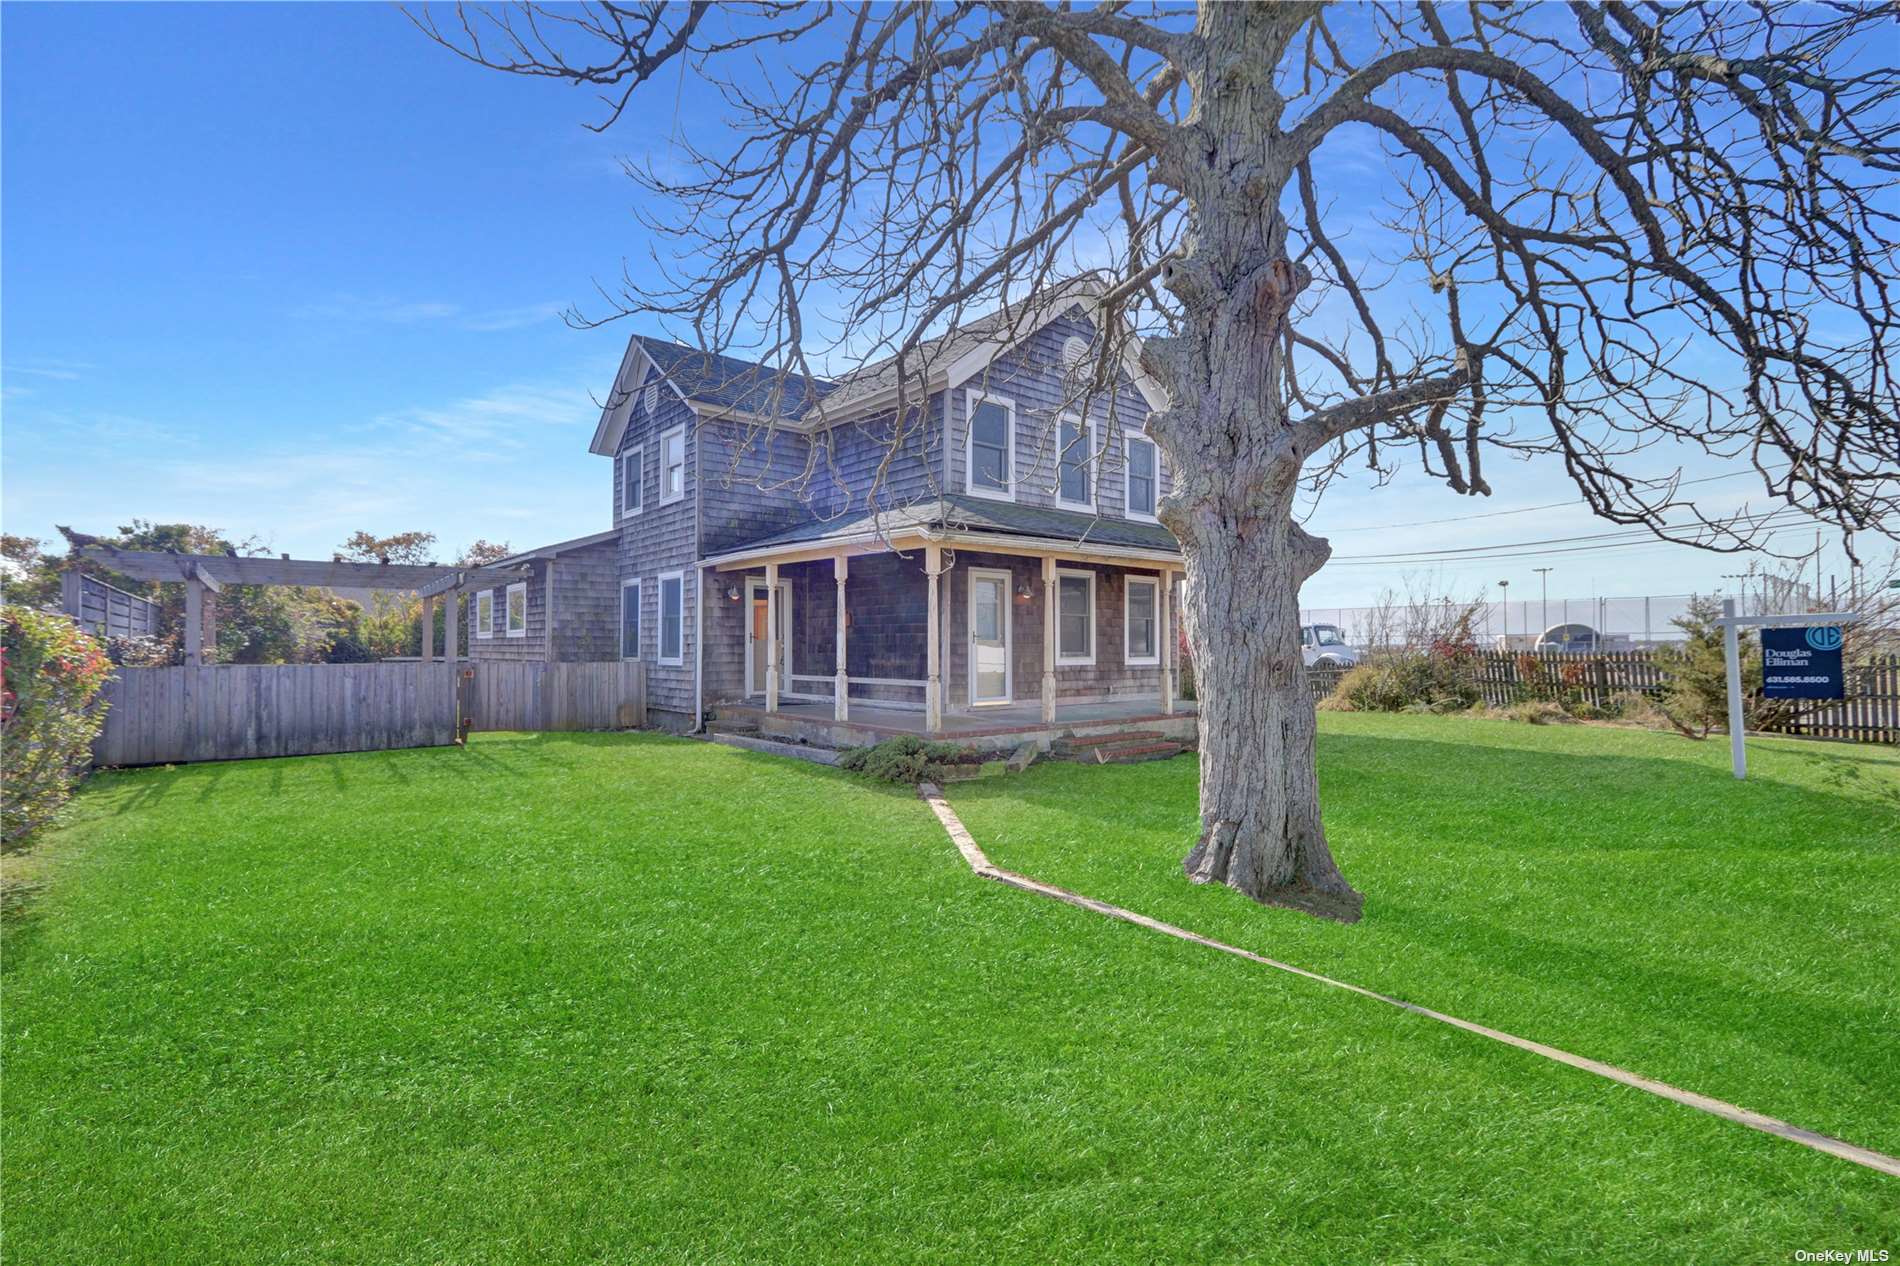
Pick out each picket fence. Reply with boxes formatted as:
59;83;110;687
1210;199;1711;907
1303;651;1898;745
92;660;648;767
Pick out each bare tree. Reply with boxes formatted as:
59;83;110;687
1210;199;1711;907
417;2;1898;920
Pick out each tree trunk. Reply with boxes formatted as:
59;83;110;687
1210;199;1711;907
1144;1;1364;921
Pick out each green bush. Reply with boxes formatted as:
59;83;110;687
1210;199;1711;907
3;607;112;844
837;735;982;784
1318;653;1479;714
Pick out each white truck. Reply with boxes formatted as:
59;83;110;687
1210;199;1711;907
1300;623;1360;668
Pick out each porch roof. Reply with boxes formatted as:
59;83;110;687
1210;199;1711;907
703;494;1182;570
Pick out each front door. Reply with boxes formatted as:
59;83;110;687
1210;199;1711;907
746;580;792;696
968;568;1012;705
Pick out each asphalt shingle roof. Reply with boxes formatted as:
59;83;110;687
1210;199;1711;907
713;494;1179;558
633;336;835;420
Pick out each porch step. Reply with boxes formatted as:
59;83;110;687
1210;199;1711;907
1089;740;1184;764
1051;729;1165;752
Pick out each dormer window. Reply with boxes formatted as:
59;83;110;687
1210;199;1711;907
964;390;1015;501
1056;414;1094;510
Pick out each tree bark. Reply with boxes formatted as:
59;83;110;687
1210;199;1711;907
1145;1;1364;922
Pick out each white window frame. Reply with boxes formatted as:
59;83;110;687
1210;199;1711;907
1124;429;1160;523
475;589;495;639
658;425;686;506
621;445;644;518
619;577;642;661
1124;575;1161;666
1055;567;1096;667
505;582;528;638
658;569;685;665
1054;412;1096;512
962;389;1016;502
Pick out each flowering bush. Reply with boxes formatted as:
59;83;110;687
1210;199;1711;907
3;607;112;844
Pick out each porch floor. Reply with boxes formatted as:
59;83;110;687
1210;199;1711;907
715;696;1197;743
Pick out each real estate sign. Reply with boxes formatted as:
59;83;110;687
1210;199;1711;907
1761;626;1845;700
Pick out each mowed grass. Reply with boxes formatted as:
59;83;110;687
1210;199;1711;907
0;727;1892;1264
951;714;1900;1162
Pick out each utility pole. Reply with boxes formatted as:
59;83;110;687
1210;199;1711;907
1533;567;1553;644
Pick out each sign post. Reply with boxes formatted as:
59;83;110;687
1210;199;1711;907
1714;603;1859;780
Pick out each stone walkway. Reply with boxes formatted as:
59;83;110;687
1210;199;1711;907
915;781;1900;1180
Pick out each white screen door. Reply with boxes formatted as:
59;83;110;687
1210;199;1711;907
746;580;791;696
969;569;1011;704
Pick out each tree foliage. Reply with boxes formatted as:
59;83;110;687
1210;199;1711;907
2;607;112;844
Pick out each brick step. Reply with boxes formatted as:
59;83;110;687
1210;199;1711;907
1051;729;1165;752
1090;741;1184;764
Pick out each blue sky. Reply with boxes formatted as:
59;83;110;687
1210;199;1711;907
2;3;1871;615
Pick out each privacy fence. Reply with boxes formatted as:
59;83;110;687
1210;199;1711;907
61;572;161;641
92;660;648;767
1304;651;1899;745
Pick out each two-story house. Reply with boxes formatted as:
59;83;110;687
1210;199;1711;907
466;280;1191;749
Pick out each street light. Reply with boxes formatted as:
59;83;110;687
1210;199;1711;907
1498;579;1511;647
1533;567;1553;643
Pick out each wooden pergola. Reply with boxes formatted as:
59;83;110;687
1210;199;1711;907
72;544;531;670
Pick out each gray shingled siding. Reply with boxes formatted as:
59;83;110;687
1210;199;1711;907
819;403;944;516
696;420;823;556
941;551;1174;711
613;366;701;718
549;540;620;662
465;567;545;662
944;307;1170;520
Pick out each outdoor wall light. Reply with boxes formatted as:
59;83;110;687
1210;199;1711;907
1015;581;1034;602
725;585;742;602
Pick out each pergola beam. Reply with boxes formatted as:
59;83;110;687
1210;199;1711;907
75;545;461;591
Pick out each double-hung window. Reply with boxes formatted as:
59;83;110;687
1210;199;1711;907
1055;414;1094;510
658;570;685;665
1125;430;1159;521
964;391;1014;499
620;578;642;660
505;582;527;638
659;426;686;505
621;445;644;517
1125;576;1160;665
1056;568;1095;665
475;589;495;639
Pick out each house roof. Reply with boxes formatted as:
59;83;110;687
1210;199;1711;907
702;494;1180;567
631;336;835;421
492;528;621;568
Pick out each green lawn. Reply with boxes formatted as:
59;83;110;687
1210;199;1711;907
4;723;1895;1263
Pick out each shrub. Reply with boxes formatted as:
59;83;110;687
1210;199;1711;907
105;633;176;667
3;607;112;844
1319;652;1479;714
1503;700;1574;725
838;735;981;784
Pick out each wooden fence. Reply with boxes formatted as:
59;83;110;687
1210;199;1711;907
94;663;458;766
92;659;649;767
1303;651;1898;744
459;661;648;733
62;571;161;641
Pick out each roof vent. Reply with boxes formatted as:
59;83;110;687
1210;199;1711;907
642;382;659;415
1061;335;1091;374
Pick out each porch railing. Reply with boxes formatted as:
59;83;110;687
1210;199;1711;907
785;674;930;712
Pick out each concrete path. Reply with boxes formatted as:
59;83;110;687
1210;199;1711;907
916;782;1900;1180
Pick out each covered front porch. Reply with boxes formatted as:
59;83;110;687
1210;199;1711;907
701;497;1187;744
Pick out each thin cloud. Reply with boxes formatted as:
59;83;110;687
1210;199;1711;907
293;294;569;332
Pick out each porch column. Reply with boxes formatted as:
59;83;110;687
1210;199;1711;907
419;593;436;705
925;544;942;734
765;561;780;712
184;575;206;666
1040;556;1057;725
445;587;462;742
1160;570;1175;716
833;554;849;722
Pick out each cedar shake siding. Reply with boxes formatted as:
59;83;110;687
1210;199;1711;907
463;537;619;664
612;365;701;722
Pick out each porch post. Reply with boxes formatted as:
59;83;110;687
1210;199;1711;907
184;575;205;666
765;561;780;712
1160;570;1175;716
925;544;942;734
1040;556;1057;725
419;593;436;705
833;554;849;722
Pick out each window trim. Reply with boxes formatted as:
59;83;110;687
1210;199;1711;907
1053;412;1097;512
475;589;495;640
1124;575;1161;666
657;569;686;666
619;577;643;661
658;425;686;506
1055;567;1096;667
505;582;528;638
1124;428;1160;523
620;444;644;518
962;389;1017;502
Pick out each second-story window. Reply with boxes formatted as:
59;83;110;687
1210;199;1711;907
965;392;1014;499
1056;415;1093;509
1126;431;1158;521
659;426;685;504
622;445;644;517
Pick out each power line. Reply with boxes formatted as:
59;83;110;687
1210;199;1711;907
1311;468;1784;534
1327;506;1809;564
